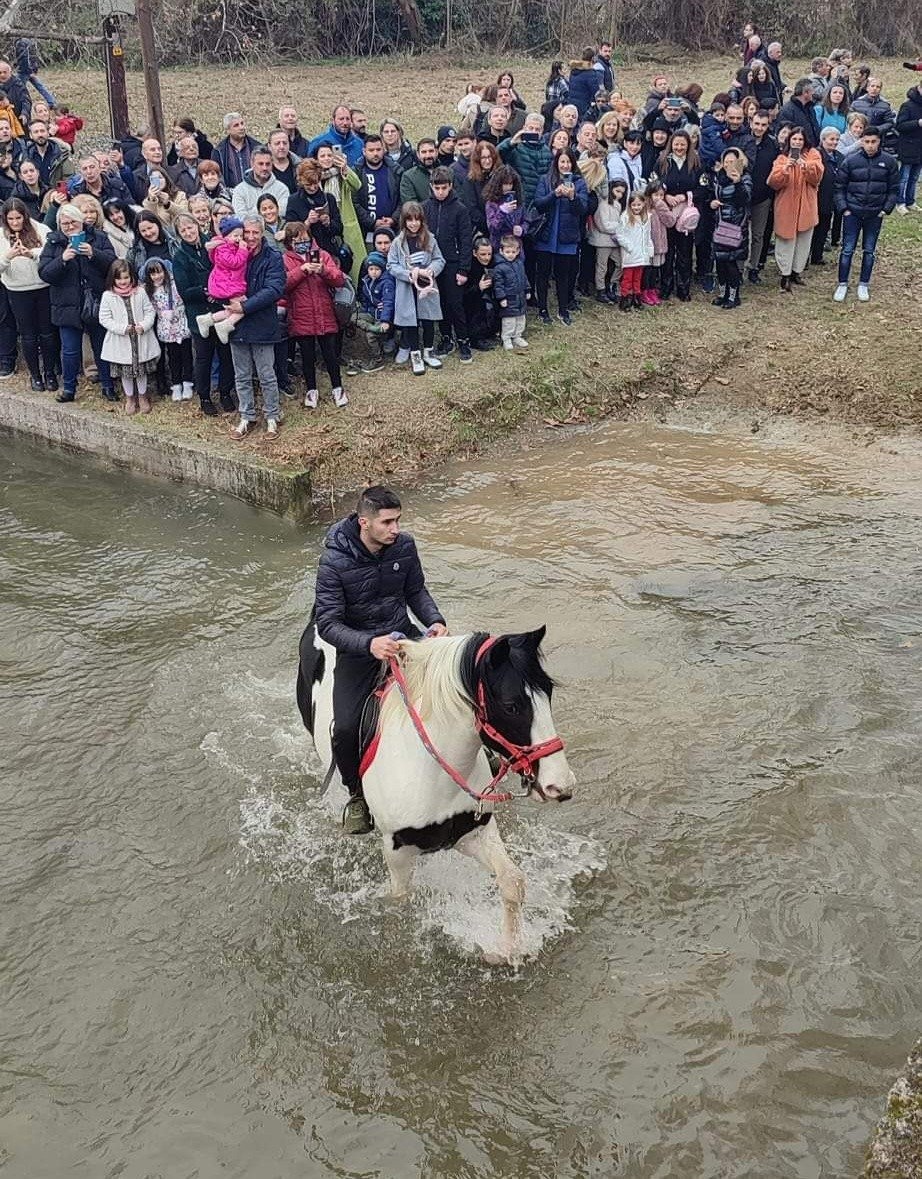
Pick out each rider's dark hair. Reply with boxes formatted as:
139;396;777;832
358;485;401;517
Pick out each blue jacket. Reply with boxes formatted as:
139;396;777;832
567;64;601;118
314;514;444;657
233;242;285;345
532;174;589;250
491;254;528;315
360;270;396;323
307;124;365;169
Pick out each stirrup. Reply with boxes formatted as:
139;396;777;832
342;795;374;835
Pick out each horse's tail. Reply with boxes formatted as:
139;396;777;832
295;609;324;735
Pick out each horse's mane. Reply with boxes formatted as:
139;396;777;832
379;634;479;727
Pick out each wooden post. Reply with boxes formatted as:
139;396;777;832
135;0;165;145
102;15;130;140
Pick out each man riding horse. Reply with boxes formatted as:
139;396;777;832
312;485;447;834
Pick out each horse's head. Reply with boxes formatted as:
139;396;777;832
472;626;576;802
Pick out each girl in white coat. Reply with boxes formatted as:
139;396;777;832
615;192;654;311
99;260;161;415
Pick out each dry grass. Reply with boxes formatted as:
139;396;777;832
41;54;922;495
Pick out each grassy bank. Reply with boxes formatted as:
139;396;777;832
33;54;922;497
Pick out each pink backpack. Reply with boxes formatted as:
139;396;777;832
675;193;700;235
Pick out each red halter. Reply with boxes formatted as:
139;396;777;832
380;636;565;807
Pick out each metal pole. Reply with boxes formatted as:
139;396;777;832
102;15;130;140
135;0;165;145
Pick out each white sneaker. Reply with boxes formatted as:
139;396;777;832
833;283;848;302
170;384;183;401
502;340;514;351
410;350;425;376
908;204;921;214
513;337;529;349
332;386;348;408
232;416;251;439
195;312;213;339
266;417;278;436
895;203;908;215
422;347;442;369
214;318;234;345
395;347;411;365
304;388;318;409
181;382;194;400
857;283;870;302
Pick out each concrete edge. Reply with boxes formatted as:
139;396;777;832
0;386;313;522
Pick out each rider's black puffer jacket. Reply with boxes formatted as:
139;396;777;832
313;514;445;658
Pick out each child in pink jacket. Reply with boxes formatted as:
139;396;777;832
195;216;249;343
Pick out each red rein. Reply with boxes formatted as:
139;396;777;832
382;636;565;806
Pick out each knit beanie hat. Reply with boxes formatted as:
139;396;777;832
365;250;387;269
219;215;244;236
652;117;671;132
436;125;458;144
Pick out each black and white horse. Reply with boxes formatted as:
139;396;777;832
296;624;575;962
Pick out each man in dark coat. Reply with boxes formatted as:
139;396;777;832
309;485;447;833
895;81;922;211
833;126;900;301
778;79;822;148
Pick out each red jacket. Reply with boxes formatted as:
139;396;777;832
54;115;84;146
283;247;344;336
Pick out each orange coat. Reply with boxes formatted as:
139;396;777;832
767;148;823;237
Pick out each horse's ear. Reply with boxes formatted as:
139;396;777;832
509;625;546;651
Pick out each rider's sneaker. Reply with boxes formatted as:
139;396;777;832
342;795;374;835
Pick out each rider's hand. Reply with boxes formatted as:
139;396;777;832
370;634;401;660
426;622;448;638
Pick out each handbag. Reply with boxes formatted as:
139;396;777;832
713;209;744;249
80;281;100;328
523;203;547;241
332;275;357;327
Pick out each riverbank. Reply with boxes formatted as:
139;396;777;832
5;208;919;509
864;1039;922;1178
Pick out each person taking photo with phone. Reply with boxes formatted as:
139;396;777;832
281;219;348;409
767;123;823;290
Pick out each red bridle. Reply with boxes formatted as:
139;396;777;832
383;636;565;807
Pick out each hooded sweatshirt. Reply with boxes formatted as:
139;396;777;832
231;169;290;219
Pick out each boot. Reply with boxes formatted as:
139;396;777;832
791;271;805;286
722;286;741;309
195;312;214;339
138;393;152;414
619;295;632;312
125;395;138;416
199;396;219;416
780;275;791;292
595;289;612;304
712;284;730;308
631;294;643;311
219;392;237;413
342;794;374;835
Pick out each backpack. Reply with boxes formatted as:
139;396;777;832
675;195;699;235
333;275;357;326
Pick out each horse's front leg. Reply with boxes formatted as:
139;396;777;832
382;838;419;901
456;817;526;965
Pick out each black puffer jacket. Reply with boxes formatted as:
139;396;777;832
423;193;473;272
896;87;922;164
37;229;116;330
711;172;752;262
314;515;445;657
833;147;900;215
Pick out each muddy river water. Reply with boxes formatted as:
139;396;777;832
2;419;921;1178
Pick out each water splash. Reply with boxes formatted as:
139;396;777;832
237;779;605;960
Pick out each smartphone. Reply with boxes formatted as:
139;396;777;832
790;146;801;160
521;132;540;143
68;231;87;249
150;173;162;189
309;248;320;263
416;273;431;289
